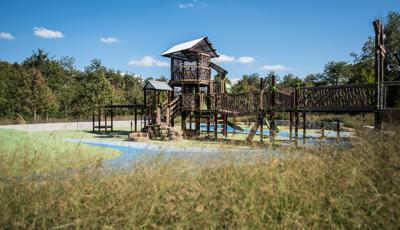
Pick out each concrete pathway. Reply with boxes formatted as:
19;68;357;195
0;120;143;132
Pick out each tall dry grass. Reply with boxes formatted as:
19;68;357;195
0;131;399;229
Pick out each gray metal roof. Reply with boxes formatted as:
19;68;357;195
161;37;218;61
144;80;173;91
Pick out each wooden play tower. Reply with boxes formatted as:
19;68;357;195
160;37;228;137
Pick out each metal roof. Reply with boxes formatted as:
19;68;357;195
143;80;173;91
161;37;218;61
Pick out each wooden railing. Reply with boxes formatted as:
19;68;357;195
177;82;384;114
296;83;376;112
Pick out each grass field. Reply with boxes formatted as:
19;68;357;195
0;126;399;228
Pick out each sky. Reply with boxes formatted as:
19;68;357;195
0;0;399;82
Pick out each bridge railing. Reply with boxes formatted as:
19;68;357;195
216;91;266;115
296;83;376;112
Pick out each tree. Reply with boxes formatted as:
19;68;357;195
22;49;57;120
321;61;351;85
232;73;261;93
279;74;302;88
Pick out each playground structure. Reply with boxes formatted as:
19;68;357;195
93;20;400;142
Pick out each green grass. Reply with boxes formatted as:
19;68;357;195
0;128;399;228
0;129;118;174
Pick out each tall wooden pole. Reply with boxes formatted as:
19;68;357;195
92;112;95;132
270;75;276;142
110;100;113;132
373;19;385;130
98;107;101;132
143;90;147;127
134;99;138;132
302;112;306;139
260;78;264;142
294;88;299;140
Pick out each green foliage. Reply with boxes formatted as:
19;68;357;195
232;73;261;93
0;51;145;121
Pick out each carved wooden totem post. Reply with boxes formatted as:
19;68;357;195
373;19;385;130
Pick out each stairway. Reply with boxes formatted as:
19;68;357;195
144;96;182;141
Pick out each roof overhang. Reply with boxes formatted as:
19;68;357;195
161;37;219;61
143;80;173;91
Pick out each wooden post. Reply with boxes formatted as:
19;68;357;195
294;88;299;139
302;112;306;139
98;107;101;132
207;114;210;136
214;113;218;139
223;115;228;138
110;100;113;132
181;112;186;132
337;121;340;139
92;112;95;132
233;116;236;134
270;75;276;142
373;19;385;130
260;79;264;142
189;113;192;130
134;104;138;132
143;90;147;127
105;109;107;132
321;121;325;138
289;111;293;140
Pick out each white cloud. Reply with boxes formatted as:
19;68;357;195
178;2;194;8
260;64;291;72
214;54;255;64
128;56;169;67
237;56;254;64
0;32;15;40
215;54;236;62
100;36;119;44
230;78;241;85
33;27;64;38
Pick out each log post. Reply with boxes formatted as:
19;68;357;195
302;112;306;139
337;121;340;139
214;113;218;139
105;109;107;132
134;101;138;132
260;78;264;142
373;19;385;130
110;100;113;132
98;107;101;132
143;90;147;127
294;88;299;139
321;121;325;138
289;111;293;140
270;75;276;142
92;112;95;132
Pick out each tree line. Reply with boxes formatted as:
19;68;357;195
0;50;145;122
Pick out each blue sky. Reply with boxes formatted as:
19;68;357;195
0;0;399;81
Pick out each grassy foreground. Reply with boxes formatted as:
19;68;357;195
0;130;399;228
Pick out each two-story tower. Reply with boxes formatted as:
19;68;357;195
162;37;227;135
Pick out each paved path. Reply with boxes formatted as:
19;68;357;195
0;120;144;132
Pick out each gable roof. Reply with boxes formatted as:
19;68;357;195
143;80;173;91
161;37;218;61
